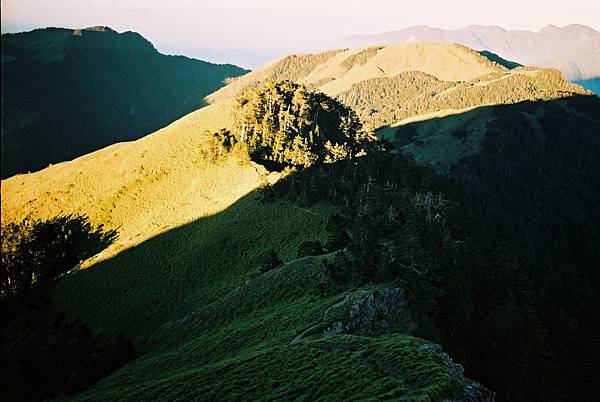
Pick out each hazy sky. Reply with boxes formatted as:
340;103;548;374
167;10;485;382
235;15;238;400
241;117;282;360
2;0;599;68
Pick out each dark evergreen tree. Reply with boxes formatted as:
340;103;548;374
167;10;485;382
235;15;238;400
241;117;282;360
258;249;283;273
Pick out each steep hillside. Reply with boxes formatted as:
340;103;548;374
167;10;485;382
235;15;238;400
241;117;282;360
1;81;494;400
3;41;600;400
207;42;505;104
337;67;586;130
378;96;600;400
0;26;248;178
207;43;587;131
381;94;600;289
340;24;600;81
0;100;265;265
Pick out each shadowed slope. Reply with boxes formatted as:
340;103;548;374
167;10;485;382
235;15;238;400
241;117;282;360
478;50;522;69
49;173;484;401
380;95;600;290
1;27;248;178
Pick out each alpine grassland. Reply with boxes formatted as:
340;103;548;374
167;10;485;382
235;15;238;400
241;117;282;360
3;39;600;401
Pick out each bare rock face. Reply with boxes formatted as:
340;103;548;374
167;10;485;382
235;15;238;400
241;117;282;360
344;287;417;336
323;287;416;337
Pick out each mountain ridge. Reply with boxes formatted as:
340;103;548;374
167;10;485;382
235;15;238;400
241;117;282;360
340;24;600;80
2;39;600;401
0;27;248;178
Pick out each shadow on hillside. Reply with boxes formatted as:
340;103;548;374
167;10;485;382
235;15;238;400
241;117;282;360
389;94;600;281
43;93;600;401
51;185;330;343
53;94;600;343
477;50;522;69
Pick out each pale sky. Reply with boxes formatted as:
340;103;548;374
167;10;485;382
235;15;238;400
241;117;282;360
2;0;599;68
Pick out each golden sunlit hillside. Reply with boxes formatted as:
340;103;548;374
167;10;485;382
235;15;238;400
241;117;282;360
207;42;506;104
207;43;587;131
3;42;506;247
1;99;280;265
1;42;587;265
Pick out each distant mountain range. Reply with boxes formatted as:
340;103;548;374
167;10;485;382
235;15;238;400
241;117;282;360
1;26;248;178
340;24;600;81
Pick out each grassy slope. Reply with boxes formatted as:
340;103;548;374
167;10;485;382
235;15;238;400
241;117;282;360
206;42;505;104
58;228;460;400
381;95;600;175
379;106;494;173
0;100;264;264
375;69;588;172
1;43;541;399
1;96;467;399
2;42;516;262
313;43;503;96
1;27;248;178
207;42;586;137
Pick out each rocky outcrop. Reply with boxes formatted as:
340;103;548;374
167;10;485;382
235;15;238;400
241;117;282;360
323;287;416;337
322;287;494;401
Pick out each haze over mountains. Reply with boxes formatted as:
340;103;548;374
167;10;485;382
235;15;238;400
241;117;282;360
0;26;247;178
340;24;600;81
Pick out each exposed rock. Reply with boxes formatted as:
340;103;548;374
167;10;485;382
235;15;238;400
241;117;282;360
323;287;416;337
345;287;417;336
321;287;494;401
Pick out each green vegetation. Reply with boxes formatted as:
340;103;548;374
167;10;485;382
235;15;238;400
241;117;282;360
49;194;455;401
447;96;600;291
380;106;494;172
232;80;377;167
1;215;116;299
36;151;472;400
0;215;132;400
271;145;600;400
369;95;600;400
0;27;248;178
113;335;460;402
3;39;600;401
340;68;586;130
258;248;283;272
